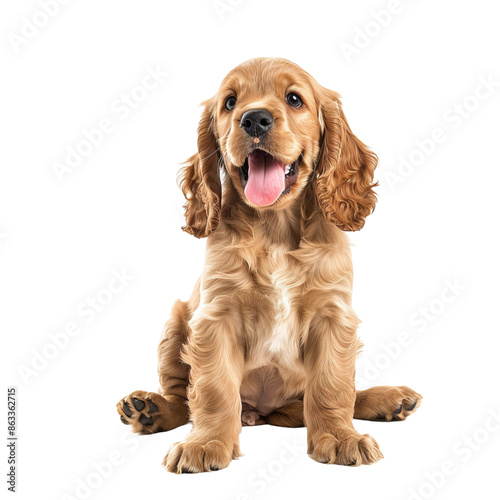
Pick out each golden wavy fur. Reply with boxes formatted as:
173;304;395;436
117;57;422;473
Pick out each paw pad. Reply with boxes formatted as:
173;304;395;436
139;414;154;426
385;392;421;421
404;400;417;412
392;404;403;415
122;402;133;417
117;391;167;433
132;398;145;411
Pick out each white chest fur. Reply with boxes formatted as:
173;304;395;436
261;245;301;368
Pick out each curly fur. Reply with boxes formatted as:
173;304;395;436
315;91;378;231
179;98;221;237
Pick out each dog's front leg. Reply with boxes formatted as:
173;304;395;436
163;302;244;473
304;306;383;466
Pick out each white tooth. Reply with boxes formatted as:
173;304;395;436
285;164;291;175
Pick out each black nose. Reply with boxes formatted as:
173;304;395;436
240;109;274;137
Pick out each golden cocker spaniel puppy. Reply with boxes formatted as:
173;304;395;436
117;57;422;473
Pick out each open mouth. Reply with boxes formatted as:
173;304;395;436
238;150;302;207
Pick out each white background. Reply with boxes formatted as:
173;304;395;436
1;0;499;499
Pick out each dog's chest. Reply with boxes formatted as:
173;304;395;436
249;244;302;367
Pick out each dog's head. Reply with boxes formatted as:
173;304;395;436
179;58;377;238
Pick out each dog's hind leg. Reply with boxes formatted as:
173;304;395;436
264;401;305;427
354;386;422;422
117;297;193;434
261;385;422;428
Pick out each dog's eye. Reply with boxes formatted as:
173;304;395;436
225;96;237;110
286;93;303;108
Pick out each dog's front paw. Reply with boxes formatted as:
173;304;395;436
163;438;239;473
308;427;383;466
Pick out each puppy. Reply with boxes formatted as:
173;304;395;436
117;57;421;473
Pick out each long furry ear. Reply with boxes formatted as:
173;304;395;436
315;90;378;231
178;98;221;238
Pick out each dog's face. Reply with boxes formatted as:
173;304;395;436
180;58;378;238
213;59;322;209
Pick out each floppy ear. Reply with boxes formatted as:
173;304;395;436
315;90;378;231
178;98;221;238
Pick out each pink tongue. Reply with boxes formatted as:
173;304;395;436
244;150;285;206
